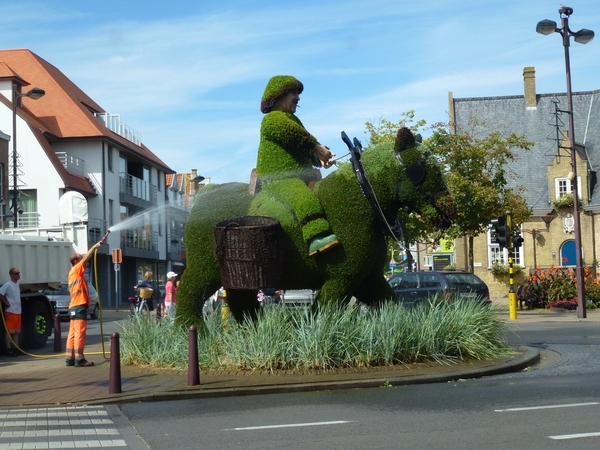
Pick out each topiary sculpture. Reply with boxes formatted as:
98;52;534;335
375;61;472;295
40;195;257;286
177;128;456;325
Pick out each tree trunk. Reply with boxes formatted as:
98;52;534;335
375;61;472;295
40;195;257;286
405;249;414;272
468;235;474;272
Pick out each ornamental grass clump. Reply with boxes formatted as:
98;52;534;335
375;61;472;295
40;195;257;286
119;297;512;371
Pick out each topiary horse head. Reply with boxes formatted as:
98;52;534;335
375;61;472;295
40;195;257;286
177;128;456;324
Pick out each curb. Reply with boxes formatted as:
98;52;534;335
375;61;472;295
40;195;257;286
79;346;539;406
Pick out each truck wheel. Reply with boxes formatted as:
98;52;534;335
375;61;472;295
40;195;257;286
90;304;100;320
22;300;52;349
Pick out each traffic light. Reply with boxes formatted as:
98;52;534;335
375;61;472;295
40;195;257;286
490;217;500;244
494;215;509;249
513;234;524;249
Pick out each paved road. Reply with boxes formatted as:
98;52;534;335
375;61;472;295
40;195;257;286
119;320;600;450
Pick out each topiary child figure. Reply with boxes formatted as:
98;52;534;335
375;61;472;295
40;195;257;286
257;75;339;256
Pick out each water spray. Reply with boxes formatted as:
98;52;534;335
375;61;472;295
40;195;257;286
100;229;111;245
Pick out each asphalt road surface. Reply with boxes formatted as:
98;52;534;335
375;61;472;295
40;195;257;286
119;320;600;450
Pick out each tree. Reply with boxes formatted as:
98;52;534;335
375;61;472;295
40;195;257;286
427;118;533;271
365;114;533;273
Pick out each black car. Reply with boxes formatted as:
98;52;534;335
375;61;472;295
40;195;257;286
387;271;491;306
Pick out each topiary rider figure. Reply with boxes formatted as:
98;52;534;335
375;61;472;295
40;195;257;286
257;75;339;256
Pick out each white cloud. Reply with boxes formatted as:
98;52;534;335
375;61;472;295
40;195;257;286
2;0;600;184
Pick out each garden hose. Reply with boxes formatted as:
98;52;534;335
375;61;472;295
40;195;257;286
1;295;60;359
83;247;110;358
0;248;111;360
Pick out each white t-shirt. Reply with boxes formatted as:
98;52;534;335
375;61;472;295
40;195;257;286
0;280;21;314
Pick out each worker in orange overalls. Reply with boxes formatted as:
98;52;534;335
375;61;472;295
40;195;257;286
65;241;102;367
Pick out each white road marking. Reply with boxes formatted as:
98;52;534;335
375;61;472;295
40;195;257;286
229;420;352;430
0;406;130;449
494;402;599;412
549;431;600;440
0;440;127;449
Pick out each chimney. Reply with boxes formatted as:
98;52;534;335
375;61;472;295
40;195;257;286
523;67;537;108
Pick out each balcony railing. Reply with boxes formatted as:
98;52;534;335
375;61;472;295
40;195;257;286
88;218;107;244
95;113;141;146
168;233;186;254
56;152;85;177
120;228;158;251
7;212;40;229
120;173;157;204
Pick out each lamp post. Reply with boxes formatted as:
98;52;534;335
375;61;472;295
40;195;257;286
524;211;558;269
192;175;205;197
11;83;45;222
537;6;594;319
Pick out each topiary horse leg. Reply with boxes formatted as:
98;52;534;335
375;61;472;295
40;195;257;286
226;289;261;322
352;271;396;307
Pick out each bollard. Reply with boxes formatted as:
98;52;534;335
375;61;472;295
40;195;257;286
53;314;62;352
109;332;122;394
188;325;200;386
156;302;162;322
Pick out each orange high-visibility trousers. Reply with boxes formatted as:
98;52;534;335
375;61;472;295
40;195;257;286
65;317;87;364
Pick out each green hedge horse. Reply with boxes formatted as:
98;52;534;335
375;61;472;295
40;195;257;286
178;128;456;323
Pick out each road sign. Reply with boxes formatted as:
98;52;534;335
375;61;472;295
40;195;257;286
112;248;122;264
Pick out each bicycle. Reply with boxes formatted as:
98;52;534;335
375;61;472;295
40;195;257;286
129;287;153;316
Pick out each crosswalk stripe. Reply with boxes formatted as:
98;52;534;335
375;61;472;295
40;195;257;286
0;406;132;449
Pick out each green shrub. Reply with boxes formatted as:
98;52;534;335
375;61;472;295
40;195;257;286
585;281;600;307
491;262;522;276
521;265;597;309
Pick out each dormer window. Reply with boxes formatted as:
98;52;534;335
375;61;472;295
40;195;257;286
555;177;581;199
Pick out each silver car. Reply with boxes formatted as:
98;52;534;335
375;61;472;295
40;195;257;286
43;282;100;320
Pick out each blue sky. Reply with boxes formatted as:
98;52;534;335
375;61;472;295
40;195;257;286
2;0;600;183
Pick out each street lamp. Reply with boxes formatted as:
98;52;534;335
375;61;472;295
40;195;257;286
11;83;45;222
523;211;557;269
537;6;594;318
192;174;205;196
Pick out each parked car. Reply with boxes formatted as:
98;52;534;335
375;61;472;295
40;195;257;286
387;271;491;307
279;289;317;305
202;287;318;323
43;282;100;320
259;288;318;305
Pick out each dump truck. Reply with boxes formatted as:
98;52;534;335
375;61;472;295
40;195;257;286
0;234;74;350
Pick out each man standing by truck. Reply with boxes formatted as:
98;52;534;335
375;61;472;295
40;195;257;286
0;268;22;357
65;242;102;367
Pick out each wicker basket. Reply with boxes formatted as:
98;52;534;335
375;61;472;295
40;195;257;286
213;216;284;290
138;287;153;299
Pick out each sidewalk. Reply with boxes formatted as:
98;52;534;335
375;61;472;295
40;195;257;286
0;308;598;409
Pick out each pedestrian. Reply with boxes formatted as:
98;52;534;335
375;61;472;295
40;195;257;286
164;271;178;316
134;271;155;311
65;241;102;367
0;268;22;357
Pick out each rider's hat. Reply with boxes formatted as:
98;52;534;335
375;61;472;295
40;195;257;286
260;75;303;114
